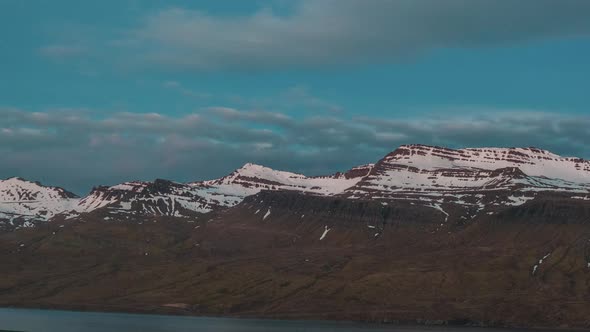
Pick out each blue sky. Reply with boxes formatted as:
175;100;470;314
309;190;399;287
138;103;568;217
1;0;590;194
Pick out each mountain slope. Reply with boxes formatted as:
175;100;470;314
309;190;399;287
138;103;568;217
3;191;590;328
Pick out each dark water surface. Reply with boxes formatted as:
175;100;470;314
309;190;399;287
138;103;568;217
0;308;523;332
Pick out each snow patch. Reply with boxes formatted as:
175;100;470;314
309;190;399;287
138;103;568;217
532;252;551;275
429;204;449;222
319;225;330;240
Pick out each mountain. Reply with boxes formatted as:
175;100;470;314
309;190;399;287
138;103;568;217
348;145;590;195
0;177;78;229
194;162;373;201
1;145;589;228
342;145;590;219
75;179;217;218
66;163;373;220
3;145;590;328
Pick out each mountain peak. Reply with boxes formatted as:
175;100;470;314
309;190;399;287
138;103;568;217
381;144;589;183
3;176;34;184
0;177;78;198
0;177;79;225
236;163;275;174
240;162;265;169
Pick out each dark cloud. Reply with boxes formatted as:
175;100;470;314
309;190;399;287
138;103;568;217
121;0;590;70
1;107;589;194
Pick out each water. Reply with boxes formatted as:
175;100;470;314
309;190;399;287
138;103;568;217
0;308;516;332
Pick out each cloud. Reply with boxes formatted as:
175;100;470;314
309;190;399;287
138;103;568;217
207;107;293;127
162;80;211;99
161;82;342;113
230;85;343;113
39;45;87;59
0;107;589;194
121;0;590;70
280;86;342;113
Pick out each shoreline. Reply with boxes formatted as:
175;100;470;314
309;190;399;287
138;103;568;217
0;304;586;331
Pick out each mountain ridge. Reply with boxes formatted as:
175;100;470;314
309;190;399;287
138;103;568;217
1;144;589;229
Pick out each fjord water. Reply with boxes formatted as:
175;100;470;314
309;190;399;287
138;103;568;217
0;308;510;332
0;308;414;331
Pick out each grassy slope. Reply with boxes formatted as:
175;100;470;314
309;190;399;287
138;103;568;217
1;200;590;328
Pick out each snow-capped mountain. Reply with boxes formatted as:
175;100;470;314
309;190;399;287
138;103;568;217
197;162;373;198
0;177;79;228
379;145;588;182
75;179;218;217
343;145;590;212
71;163;374;218
1;145;589;227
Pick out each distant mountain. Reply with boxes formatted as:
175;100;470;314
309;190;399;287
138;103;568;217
1;145;588;229
0;177;78;229
69;163;373;220
195;162;373;201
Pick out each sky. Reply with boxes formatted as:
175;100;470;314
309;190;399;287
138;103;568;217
1;0;590;194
